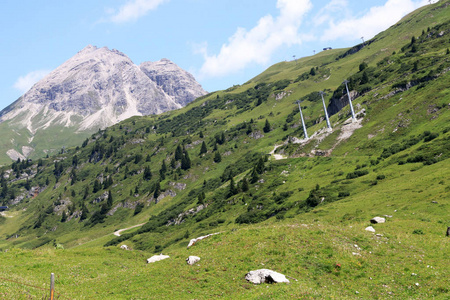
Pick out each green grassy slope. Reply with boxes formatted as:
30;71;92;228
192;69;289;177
0;1;449;298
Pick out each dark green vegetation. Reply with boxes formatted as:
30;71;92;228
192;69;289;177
1;2;449;299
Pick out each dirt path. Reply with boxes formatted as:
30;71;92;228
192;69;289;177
270;144;287;160
113;223;146;236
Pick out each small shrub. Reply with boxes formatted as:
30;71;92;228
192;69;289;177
412;229;424;235
338;191;350;198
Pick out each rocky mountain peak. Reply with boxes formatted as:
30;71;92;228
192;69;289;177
0;45;207;162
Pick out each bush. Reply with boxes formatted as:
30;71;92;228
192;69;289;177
338;191;350;198
346;170;369;179
412;229;424;235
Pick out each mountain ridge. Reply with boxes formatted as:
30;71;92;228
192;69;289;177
0;45;206;163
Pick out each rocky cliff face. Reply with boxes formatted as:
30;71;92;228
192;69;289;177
0;45;206;163
140;58;206;107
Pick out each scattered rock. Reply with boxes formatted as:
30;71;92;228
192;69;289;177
447;227;450;237
187;232;220;248
245;269;290;284
370;217;386;224
186;256;200;265
147;254;170;263
383;215;393;218
120;245;129;250
431;201;438;204
365;226;376;233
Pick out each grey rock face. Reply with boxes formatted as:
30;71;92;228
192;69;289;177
0;45;206;161
140;58;206;107
2;45;206;132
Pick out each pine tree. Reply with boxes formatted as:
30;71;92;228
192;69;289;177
241;178;249;192
199;131;204;138
199;141;208;155
143;166;152;181
256;157;265;174
310;67;316;76
181;151;191;170
197;192;205;205
159;160;167;179
146;154;151;162
93;179;102;193
80;203;88;221
175;145;183;161
250;167;259;184
263;119;271;133
246;123;253;135
107;190;113;208
213;151;222;163
361;71;369;84
228;178;238;198
61;211;67;222
83;185;89;200
153;181;161;200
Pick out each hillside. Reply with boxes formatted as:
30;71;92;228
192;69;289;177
0;45;206;165
0;1;449;299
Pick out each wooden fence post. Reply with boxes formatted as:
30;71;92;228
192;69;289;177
50;273;55;300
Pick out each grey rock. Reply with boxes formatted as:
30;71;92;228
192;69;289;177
245;269;290;284
186;256;200;265
365;226;376;233
147;254;169;263
370;217;386;224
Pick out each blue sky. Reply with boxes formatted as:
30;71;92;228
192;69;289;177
0;0;432;111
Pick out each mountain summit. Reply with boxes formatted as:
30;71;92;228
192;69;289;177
0;45;206;163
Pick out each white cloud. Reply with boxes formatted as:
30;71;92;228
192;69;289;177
109;0;168;23
13;70;51;94
321;0;429;41
198;0;312;78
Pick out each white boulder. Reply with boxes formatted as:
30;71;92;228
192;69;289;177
245;269;290;284
147;254;170;263
370;217;386;224
365;226;376;233
186;256;201;265
120;245;129;250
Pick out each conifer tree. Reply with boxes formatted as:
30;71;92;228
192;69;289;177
61;211;67;223
107;190;113;208
263;119;271;133
153;181;161;200
175;145;183;161
228;178;238;198
256;157;265;174
241;178;249;192
181;151;191;170
213;151;222;163
93;179;102;193
160;160;167;179
246;123;253;135
199;141;208;155
143;166;152;181
250;167;259;184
